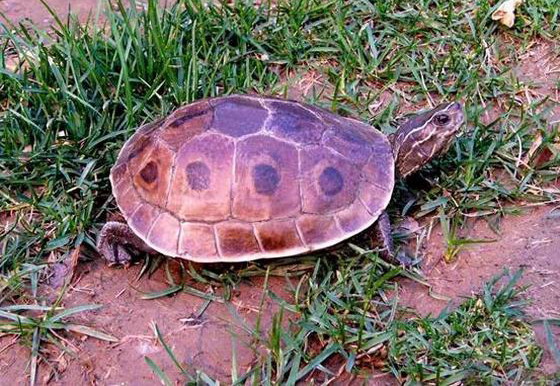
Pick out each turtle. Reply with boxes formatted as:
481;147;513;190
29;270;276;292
97;95;464;266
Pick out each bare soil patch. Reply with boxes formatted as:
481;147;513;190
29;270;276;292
1;258;293;384
514;39;560;124
398;204;560;375
1;0;105;26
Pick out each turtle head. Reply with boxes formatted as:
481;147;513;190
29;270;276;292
392;102;464;178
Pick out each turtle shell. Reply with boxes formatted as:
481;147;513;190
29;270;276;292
110;95;394;262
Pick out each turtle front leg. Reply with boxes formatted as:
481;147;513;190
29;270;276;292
373;211;414;266
97;221;155;266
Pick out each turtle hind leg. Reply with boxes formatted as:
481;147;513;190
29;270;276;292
373;211;415;266
97;221;155;266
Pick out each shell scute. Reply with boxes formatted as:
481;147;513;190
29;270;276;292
358;182;390;216
323;125;373;165
122;134;155;173
132;141;174;208
111;162;128;191
300;146;361;214
167;134;234;221
113;175;142;217
335;198;373;233
266;100;325;144
215;221;261;258
159;100;213;150
362;150;394;186
232;135;301;221
296;214;344;247
129;204;160;236
211;95;268;137
254;220;307;254
179;223;218;259
148;213;180;255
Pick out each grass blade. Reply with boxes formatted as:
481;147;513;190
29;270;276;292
543;320;560;366
64;324;119;342
140;285;183;300
295;343;340;381
144;357;173;386
49;304;104;323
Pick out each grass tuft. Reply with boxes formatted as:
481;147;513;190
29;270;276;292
389;269;542;384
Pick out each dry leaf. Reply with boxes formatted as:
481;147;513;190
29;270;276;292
533;142;560;168
491;0;524;28
522;131;543;166
49;247;81;289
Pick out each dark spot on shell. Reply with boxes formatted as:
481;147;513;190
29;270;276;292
252;164;280;196
186;161;211;191
139;161;158;183
319;167;344;196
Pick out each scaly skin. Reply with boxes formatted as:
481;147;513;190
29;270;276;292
97;221;156;266
373;211;414;266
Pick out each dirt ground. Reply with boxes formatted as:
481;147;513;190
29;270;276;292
0;0;559;384
1;260;296;384
1;0;108;26
397;204;560;375
2;205;559;384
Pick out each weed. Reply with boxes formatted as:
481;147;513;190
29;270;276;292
0;292;117;385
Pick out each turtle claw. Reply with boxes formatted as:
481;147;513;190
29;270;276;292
108;244;133;267
97;221;154;267
374;211;420;267
395;249;421;267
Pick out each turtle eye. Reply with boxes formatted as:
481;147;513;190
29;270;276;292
434;113;450;126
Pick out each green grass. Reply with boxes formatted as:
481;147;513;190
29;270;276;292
0;0;559;383
389;269;543;384
0;300;117;385
145;263;545;384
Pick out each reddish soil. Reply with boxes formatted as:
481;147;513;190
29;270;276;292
0;259;295;384
1;1;559;384
398;205;560;375
513;40;560;124
1;0;106;26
